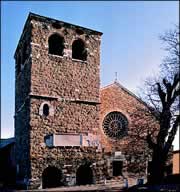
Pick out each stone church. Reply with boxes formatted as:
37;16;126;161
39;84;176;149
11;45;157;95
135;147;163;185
14;12;156;189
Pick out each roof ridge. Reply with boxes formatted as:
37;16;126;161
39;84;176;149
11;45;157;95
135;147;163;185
101;81;147;106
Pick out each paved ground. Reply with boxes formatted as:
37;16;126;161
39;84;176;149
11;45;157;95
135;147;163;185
25;183;125;192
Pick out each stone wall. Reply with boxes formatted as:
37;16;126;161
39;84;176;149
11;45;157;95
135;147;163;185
30;98;99;136
15;100;31;180
29;147;104;188
28;15;102;188
30;17;101;101
100;83;142;152
28;97;102;188
14;13;103;189
14;20;32;182
99;82;158;179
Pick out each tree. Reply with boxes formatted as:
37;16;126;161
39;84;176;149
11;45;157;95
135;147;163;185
147;75;179;184
160;25;179;81
139;26;180;184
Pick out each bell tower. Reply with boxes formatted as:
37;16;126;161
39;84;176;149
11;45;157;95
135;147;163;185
14;12;103;188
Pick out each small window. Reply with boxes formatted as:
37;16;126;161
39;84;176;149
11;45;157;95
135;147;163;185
39;102;54;117
48;34;64;56
72;39;87;61
43;104;49;116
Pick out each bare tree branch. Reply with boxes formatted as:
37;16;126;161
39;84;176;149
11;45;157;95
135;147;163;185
137;25;179;184
164;115;180;156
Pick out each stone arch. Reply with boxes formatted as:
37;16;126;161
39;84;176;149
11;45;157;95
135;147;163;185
42;166;63;189
76;164;93;185
72;38;87;61
39;102;54;117
48;33;64;56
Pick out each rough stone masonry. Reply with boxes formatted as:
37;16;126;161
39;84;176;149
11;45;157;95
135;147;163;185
14;12;163;189
14;12;104;189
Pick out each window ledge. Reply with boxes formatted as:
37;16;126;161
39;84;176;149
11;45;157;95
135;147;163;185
48;53;64;58
72;58;87;63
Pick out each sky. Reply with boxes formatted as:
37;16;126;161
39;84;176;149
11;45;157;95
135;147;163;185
1;1;179;149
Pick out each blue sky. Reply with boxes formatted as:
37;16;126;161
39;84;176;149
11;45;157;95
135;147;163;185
1;1;179;149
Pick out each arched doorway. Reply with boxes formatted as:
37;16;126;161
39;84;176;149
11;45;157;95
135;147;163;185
76;164;93;185
42;166;63;189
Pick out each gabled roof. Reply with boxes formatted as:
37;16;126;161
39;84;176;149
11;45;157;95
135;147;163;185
0;137;15;149
100;81;148;107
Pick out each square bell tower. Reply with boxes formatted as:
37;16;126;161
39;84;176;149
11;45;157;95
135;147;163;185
14;12;103;189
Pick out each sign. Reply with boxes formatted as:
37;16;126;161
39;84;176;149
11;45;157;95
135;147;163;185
44;133;101;148
54;134;81;146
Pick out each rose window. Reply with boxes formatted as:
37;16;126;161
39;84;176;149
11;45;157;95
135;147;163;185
102;111;128;139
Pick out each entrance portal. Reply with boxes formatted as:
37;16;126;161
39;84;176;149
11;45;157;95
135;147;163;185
113;161;123;176
76;164;93;185
42;166;63;188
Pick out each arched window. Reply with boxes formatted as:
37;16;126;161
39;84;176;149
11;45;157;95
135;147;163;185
43;104;49;116
39;102;54;117
72;39;87;61
48;34;64;56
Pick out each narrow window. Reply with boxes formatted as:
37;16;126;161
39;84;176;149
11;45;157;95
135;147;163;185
72;39;87;61
43;104;49;116
48;34;64;56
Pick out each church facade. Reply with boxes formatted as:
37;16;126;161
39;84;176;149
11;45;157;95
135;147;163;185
14;13;155;189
